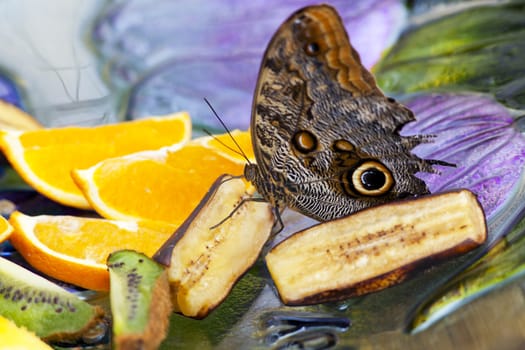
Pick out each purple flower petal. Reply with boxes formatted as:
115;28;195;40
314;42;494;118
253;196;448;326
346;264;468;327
402;93;525;220
92;0;406;129
0;75;22;108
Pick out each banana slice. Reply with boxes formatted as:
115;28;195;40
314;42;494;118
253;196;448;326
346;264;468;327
154;175;274;318
266;189;487;306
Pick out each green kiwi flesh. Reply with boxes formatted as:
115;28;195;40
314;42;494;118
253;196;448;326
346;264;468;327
107;249;172;350
0;256;105;341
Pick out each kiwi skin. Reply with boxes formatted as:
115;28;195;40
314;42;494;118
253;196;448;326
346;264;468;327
0;256;105;342
107;249;172;350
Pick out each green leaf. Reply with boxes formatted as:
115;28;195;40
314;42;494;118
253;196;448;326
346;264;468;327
376;0;525;109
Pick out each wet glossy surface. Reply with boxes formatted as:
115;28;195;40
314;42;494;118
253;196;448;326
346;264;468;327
0;0;524;349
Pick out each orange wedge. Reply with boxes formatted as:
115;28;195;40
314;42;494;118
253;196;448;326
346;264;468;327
0;100;42;131
0;112;191;209
0;315;52;350
0;216;13;243
72;130;254;226
8;211;178;291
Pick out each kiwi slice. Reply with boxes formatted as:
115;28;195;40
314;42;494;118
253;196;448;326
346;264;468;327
0;256;105;342
107;249;172;350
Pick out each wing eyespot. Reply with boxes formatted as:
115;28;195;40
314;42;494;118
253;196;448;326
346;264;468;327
341;160;394;197
333;139;355;152
351;160;394;196
292;130;318;154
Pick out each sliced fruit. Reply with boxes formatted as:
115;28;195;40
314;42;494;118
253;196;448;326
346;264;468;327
0;100;42;131
266;189;487;305
72;130;254;225
0;216;13;243
108;250;172;350
8;211;178;291
154;175;273;318
201;129;253;163
0;256;104;341
0;315;52;350
0;112;191;209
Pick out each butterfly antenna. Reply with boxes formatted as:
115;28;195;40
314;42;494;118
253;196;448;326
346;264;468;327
202;128;247;157
204;98;252;165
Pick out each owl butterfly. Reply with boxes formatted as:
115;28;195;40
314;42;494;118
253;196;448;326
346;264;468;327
244;4;448;224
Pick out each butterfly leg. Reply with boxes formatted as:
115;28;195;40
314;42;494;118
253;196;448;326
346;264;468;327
271;206;285;235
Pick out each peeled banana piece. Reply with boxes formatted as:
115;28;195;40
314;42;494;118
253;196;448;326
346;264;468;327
266;189;487;305
154;175;274;318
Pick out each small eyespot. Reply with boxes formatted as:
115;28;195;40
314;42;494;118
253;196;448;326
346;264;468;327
305;42;320;55
333;140;355;152
292;130;317;154
350;160;394;196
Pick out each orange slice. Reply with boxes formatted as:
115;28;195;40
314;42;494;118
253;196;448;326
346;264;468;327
0;100;42;131
0;216;13;243
0;112;191;209
72;130;254;226
0;315;52;350
8;211;178;291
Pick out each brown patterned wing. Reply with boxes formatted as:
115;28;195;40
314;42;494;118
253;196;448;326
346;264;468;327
248;4;436;221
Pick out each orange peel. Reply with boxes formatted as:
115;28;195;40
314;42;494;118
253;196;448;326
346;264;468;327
72;130;254;225
0;216;13;243
0;112;191;209
0;100;42;131
8;211;178;291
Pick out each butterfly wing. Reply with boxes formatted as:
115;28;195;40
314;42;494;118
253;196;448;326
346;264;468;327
250;5;435;221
